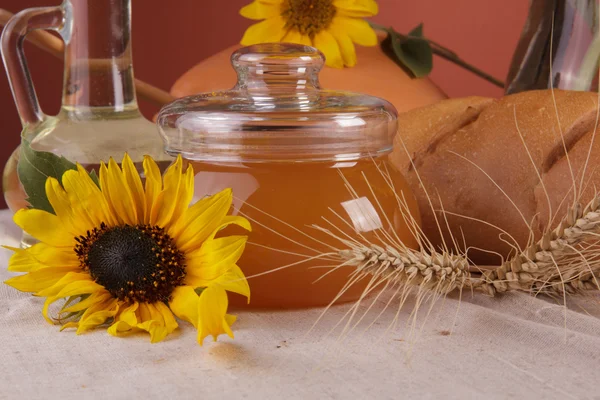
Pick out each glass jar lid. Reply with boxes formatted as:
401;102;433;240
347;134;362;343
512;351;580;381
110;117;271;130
157;43;398;162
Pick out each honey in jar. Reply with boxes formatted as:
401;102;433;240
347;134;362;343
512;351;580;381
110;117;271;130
158;44;421;308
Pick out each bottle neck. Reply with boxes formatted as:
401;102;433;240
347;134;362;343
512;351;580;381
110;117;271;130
60;0;139;117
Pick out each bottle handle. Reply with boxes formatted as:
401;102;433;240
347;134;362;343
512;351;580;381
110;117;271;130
1;6;64;128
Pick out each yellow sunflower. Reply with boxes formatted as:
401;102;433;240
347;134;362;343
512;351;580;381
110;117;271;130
4;154;250;345
240;0;379;68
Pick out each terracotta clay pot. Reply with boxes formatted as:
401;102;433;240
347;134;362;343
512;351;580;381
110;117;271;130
171;39;447;112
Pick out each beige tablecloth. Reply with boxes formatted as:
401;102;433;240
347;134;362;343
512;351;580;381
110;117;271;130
1;209;599;399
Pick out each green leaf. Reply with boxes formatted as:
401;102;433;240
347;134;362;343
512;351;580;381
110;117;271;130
18;140;78;214
194;287;206;296
89;169;100;187
408;23;424;38
381;26;433;78
17;140;99;214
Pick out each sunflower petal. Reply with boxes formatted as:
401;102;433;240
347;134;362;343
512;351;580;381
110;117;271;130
168;164;195;230
156;302;178;335
13;209;73;248
214;264;251;300
225;314;237;327
240;1;281;19
99;162;120;223
74;164;116;225
134;303;160;340
121;154;146;222
169;286;199;326
331;17;377;46
76;298;119;334
42;296;60;324
171;285;239;346
45;177;84;235
6;243;77;272
197;285;234;345
174;188;234;251
37;275;98;322
143;156;163;224
61;165;117;229
61;292;113;314
104;158;137;225
135;302;177;343
334;0;378;17
240;17;287;45
314;30;344;68
185;236;248;283
5;266;78;293
328;24;357;67
59;322;79;331
46;177;91;234
188;264;251;301
152;156;182;227
36;272;101;298
282;29;313;46
207;215;252;241
119;302;140;326
6;247;42;272
108;301;139;336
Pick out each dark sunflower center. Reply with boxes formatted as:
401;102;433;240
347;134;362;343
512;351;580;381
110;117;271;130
75;224;186;303
281;0;336;37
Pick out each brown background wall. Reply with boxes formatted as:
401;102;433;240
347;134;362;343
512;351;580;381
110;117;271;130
0;0;529;208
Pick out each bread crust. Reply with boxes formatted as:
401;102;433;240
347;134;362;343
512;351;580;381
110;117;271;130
391;90;599;264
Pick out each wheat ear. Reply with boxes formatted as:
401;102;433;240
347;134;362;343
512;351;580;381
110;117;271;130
468;195;600;296
328;194;600;299
334;238;469;296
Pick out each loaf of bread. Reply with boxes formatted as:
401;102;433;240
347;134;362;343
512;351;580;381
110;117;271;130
390;89;600;264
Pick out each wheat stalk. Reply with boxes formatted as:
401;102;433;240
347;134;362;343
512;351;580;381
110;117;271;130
323;195;600;302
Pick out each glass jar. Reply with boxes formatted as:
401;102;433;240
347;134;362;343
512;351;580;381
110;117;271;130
157;44;421;308
1;0;170;247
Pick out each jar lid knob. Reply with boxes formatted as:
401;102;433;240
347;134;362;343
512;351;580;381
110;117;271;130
231;43;324;90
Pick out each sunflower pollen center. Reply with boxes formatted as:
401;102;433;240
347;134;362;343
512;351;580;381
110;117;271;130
281;0;336;38
75;224;186;303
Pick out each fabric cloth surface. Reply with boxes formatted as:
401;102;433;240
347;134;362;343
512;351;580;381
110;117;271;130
0;209;599;400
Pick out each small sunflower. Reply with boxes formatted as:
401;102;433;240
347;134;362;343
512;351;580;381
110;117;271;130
240;0;379;68
5;154;250;345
